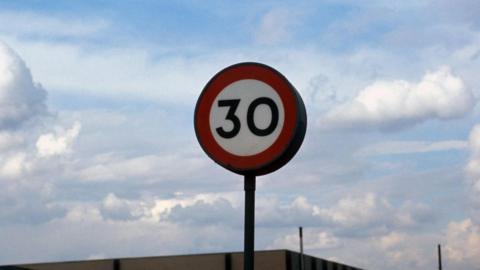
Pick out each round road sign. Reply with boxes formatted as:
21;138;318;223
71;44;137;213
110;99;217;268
194;62;307;175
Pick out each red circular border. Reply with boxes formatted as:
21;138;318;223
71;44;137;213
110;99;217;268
195;63;298;173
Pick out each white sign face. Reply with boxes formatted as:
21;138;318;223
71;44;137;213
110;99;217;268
209;79;285;156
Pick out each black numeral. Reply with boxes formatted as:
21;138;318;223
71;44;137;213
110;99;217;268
247;97;279;136
216;99;241;139
216;97;279;138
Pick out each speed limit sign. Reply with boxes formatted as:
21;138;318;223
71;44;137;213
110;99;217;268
194;62;307;175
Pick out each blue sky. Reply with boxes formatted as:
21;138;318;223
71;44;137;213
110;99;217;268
0;1;480;269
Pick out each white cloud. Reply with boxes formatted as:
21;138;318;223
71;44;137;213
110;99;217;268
0;11;109;39
166;198;240;226
373;231;433;268
319;66;475;131
265;211;439;269
0;41;75;227
466;125;480;187
36;121;81;157
0;209;241;265
378;231;405;250
0;152;29;178
268;230;340;250
327;196;435;233
357;140;467;156
395;201;433;227
78;152;208;182
148;192;241;222
466;124;480;222
0;42;47;129
100;193;147;221
0;131;24;150
82;191;432;237
2;40;238;106
257;193;432;235
315;193;392;229
86;254;107;260
255;8;300;45
63;205;102;223
444;219;480;265
466;123;480;223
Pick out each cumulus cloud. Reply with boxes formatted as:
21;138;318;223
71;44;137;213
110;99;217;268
377;231;405;250
268;230;340;250
0;206;241;265
147;192;241;220
357;140;467;156
444;219;480;265
466;124;480;223
256;196;324;227
100;193;147;221
87;191;433;236
83;192;244;225
466;124;480;191
36;121;81;157
0;42;76;227
266;220;438;269
0;120;81;181
0;192;65;225
5;41;234;107
373;231;433;268
256;193;432;236
166;198;240;226
0;42;47;129
78;152;207;182
315;193;394;233
319;66;475;131
0;152;30;178
455;147;480;269
255;8;300;45
0;131;24;150
0;11;109;39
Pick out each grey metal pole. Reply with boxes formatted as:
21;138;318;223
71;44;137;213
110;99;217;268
438;244;442;270
299;227;304;270
244;175;256;270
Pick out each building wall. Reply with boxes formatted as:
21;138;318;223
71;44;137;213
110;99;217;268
1;250;363;270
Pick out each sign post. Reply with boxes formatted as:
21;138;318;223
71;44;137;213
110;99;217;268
195;62;307;270
244;174;255;270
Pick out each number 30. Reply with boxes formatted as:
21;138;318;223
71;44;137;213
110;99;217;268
216;97;279;139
